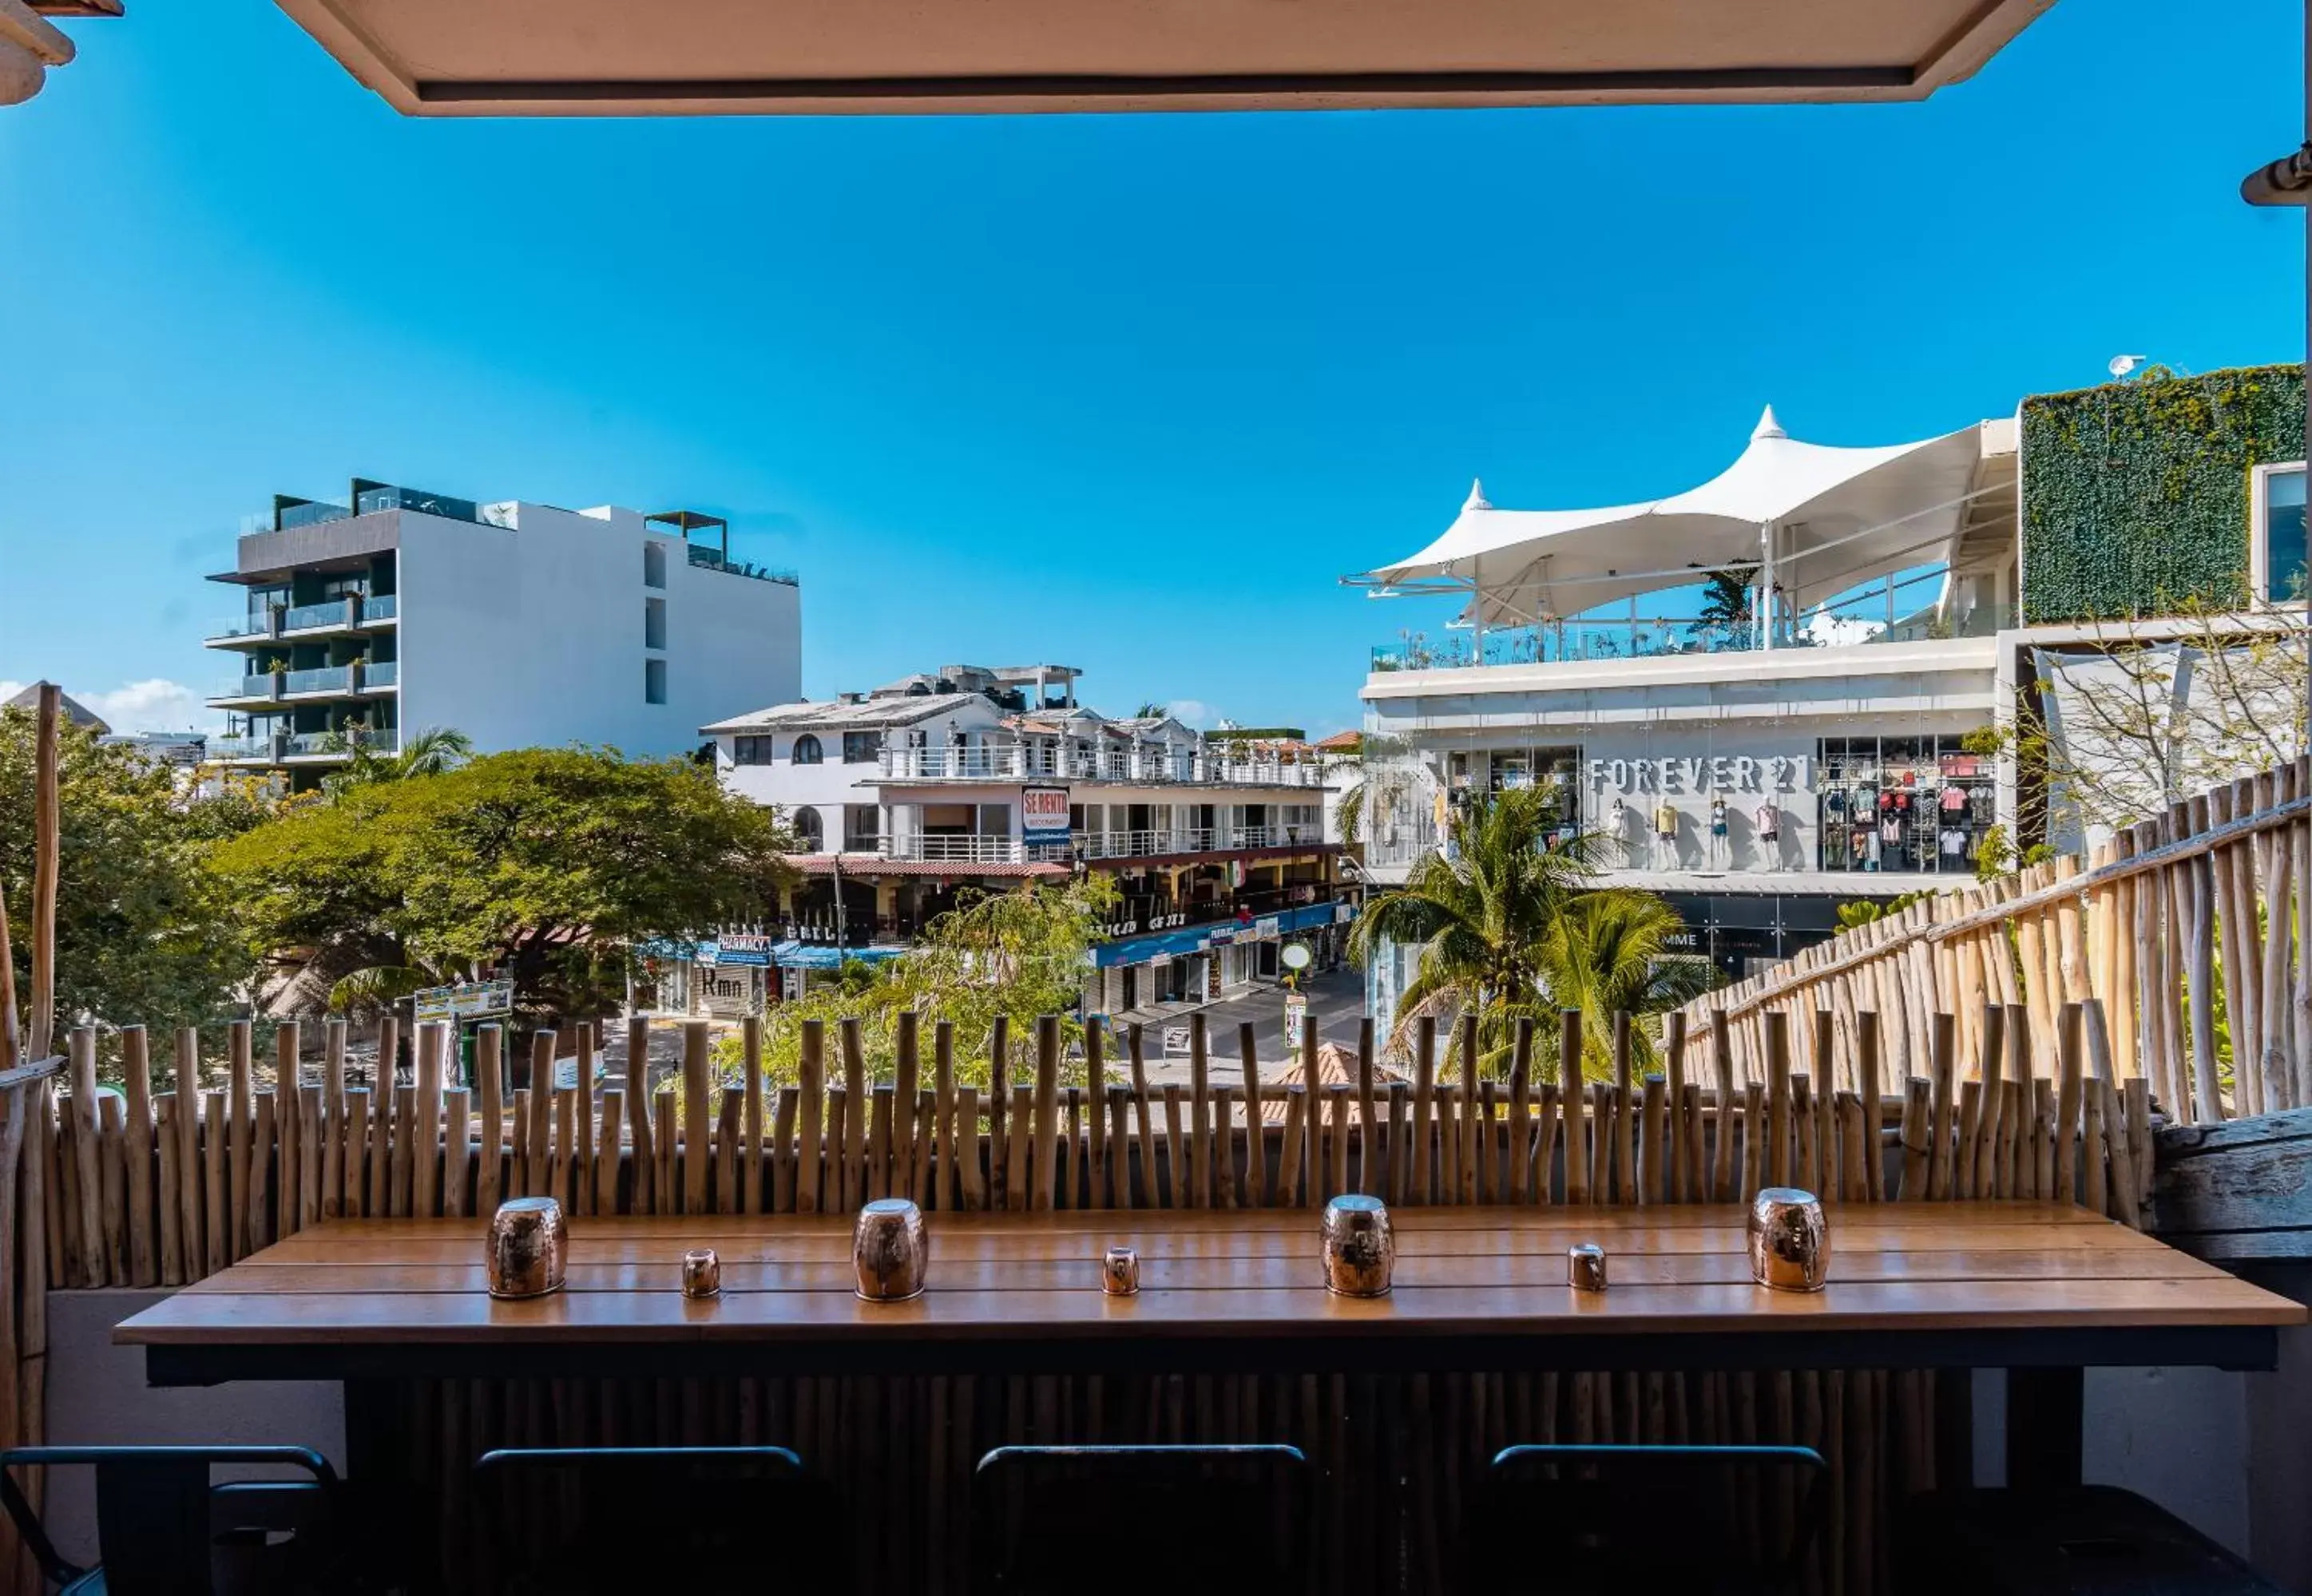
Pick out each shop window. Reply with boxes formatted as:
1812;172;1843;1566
1817;733;1993;877
2254;461;2306;604
791;734;823;765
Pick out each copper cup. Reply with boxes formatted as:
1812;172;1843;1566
854;1198;929;1301
486;1196;566;1300
1321;1194;1394;1297
1102;1246;1140;1297
682;1247;722;1299
1748;1186;1829;1292
1568;1242;1608;1293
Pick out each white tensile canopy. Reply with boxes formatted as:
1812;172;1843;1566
1356;407;1989;626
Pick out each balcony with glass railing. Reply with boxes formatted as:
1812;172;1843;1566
207;593;397;648
360;661;398;691
1370;571;2011;674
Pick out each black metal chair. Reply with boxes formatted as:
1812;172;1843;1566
1464;1444;1830;1596
970;1444;1311;1596
0;1444;347;1595
1893;1486;2288;1594
474;1445;845;1595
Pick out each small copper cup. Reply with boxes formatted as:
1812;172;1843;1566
1321;1194;1394;1297
682;1247;721;1299
1568;1242;1608;1293
1749;1186;1829;1292
854;1198;929;1301
486;1196;566;1300
1102;1246;1140;1297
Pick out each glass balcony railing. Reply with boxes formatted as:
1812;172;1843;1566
362;594;397;622
355;485;478;523
281;666;352;695
684;545;799;585
276;500;351;532
216;675;272;700
1370;603;2016;672
204;736;274;762
208;615;271;641
363;661;398;689
283;599;351;631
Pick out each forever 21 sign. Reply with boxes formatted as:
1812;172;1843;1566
1022;786;1071;840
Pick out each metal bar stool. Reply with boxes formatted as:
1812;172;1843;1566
1465;1444;1830;1596
0;1444;347;1596
475;1444;845;1595
970;1444;1312;1596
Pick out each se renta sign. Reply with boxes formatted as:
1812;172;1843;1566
1022;786;1071;839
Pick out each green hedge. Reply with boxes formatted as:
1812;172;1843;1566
2021;364;2303;623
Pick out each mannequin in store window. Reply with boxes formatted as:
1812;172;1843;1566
1653;800;1677;869
1755;802;1779;872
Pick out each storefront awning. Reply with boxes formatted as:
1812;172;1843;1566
1353;409;1993;623
1090;900;1352;969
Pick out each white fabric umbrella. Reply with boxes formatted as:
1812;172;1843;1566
1360;407;1988;624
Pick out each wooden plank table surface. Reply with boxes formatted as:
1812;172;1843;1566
118;1202;2303;1385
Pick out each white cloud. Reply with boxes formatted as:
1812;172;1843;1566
1166;698;1216;728
0;679;222;734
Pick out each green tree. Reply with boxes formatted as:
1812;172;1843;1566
0;707;265;1047
1350;786;1712;1076
211;747;797;1023
322;725;474;793
1689;565;1757;645
1534;891;1715;1071
1350;786;1582;1072
715;874;1120;1095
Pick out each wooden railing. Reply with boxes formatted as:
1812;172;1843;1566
39;1000;2152;1594
1677;758;2311;1125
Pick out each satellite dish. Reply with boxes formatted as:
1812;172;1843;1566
1281;943;1313;972
2108;354;2147;378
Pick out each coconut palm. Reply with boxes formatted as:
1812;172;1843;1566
324;726;474;793
1536;890;1717;1072
1349;786;1593;1072
1690;565;1757;644
1351;786;1716;1076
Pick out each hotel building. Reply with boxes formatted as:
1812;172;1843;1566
201;483;800;786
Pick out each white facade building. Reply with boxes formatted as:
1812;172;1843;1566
1350;406;2024;1020
699;663;1346;1016
202;485;799;786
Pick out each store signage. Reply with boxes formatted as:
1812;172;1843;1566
412;979;513;1025
1022;786;1070;839
1094;911;1190;941
1164;1026;1192;1055
1585;754;1809;796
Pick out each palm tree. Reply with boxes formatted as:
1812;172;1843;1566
1349;786;1592;1073
1535;891;1716;1072
323;725;474;795
393;727;474;777
1132;702;1168;719
1351;786;1717;1077
1690;565;1757;644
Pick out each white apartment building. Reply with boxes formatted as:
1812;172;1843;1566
203;483;800;786
694;663;1345;1016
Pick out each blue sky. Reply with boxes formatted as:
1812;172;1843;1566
1;1;2302;737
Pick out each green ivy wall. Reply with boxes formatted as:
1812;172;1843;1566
2020;364;2304;623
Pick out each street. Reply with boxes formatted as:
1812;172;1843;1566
1116;964;1369;1086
